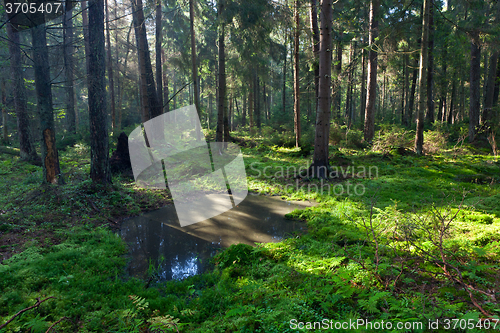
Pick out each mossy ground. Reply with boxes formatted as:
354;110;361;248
1;128;499;332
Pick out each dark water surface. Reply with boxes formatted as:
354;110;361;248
119;195;314;281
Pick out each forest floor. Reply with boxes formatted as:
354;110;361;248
1;128;500;332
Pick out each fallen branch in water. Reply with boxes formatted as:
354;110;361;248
0;296;55;330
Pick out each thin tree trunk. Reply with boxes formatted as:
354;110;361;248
415;0;430;155
311;0;332;177
156;0;163;114
310;0;319;111
190;0;201;140
483;51;498;127
82;1;91;79
105;0;116;130
162;50;169;112
88;0;111;184
408;60;418;125
363;0;379;142
360;46;366;125
255;73;261;129
282;31;287;114
242;92;247;126
7;23;38;160
32;23;63;184
333;38;342;119
216;1;225;143
425;4;434;123
1;80;7;143
249;77;254;134
63;0;76;134
448;72;457;124
131;0;161;124
469;35;481;142
294;0;301;147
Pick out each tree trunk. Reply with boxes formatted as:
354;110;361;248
363;0;379;142
32;23;63;184
82;1;91;78
249;76;254;134
469;36;481;142
255;74;261;129
425;4;434;124
7;23;38;161
360;46;366;125
346;42;355;126
190;0;201;140
242;93;246;126
63;0;76;134
483;51;498;128
448;72;457;124
162;50;169;113
311;0;332;178
131;0;161;123
104;0;116;130
415;0;429;155
216;1;225;143
1;80;7;143
333;39;342;120
310;0;319;111
294;0;301;147
156;0;163;114
282;31;287;114
88;0;111;184
408;60;418;125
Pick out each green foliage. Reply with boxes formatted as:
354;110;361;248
372;125;414;153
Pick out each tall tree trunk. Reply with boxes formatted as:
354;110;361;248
190;0;201;140
346;42;355;126
282;31;287;114
131;0;161;123
1;80;7;143
483;51;498;128
363;0;379;142
239;94;245;127
360;46;366;125
216;1;225;143
333;39;342;119
82;1;91;79
88;0;111;184
402;54;408;125
294;0;301;147
469;35;481;142
311;0;332;178
32;23;63;184
7;23;38;160
63;0;76;134
156;0;163;114
105;0;116;130
415;0;430;155
425;4;434;123
493;57;500;106
162;50;169;113
249;76;254;134
310;0;319;111
408;60;418;125
448;72;457;124
255;74;261;129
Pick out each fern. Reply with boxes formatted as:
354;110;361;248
358;291;391;314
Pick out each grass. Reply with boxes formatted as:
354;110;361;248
1;127;500;332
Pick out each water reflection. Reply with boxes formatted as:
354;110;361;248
120;195;313;281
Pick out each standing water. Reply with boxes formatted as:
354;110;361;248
119;195;313;281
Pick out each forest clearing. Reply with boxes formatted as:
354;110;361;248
1;0;500;332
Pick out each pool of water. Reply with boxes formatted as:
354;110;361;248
119;194;314;281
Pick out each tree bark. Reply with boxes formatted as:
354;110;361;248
190;0;201;140
105;0;116;130
131;0;161;123
483;51;498;128
363;0;379;142
469;36;481;142
310;0;319;111
7;23;38;161
294;0;301;147
88;0;111;184
216;1;225;143
162;50;169;113
425;4;434;124
63;0;76;134
156;0;163;113
311;0;332;178
282;31;287;114
360;46;366;125
32;23;63;184
415;0;429;155
1;79;7;143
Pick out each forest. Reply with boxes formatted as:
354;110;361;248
0;0;500;331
